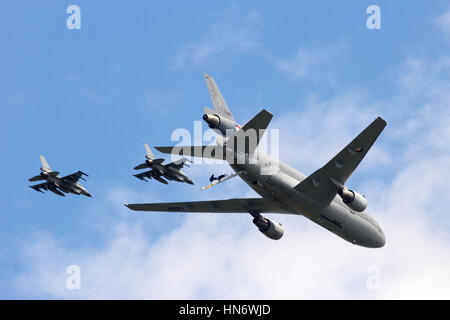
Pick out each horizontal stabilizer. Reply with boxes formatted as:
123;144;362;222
134;163;148;170
28;175;44;182
226;109;273;155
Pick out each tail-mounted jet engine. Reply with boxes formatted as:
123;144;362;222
337;189;367;212
250;212;284;240
203;114;239;136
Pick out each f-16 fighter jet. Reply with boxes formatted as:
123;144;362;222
133;143;194;185
29;155;91;197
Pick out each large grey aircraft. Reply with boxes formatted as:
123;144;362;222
133;143;194;185
29;155;91;197
125;74;386;248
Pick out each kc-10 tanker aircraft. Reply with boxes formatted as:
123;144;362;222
125;73;387;248
29;155;91;197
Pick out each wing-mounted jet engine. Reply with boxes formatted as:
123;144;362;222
249;211;284;240
337;188;367;212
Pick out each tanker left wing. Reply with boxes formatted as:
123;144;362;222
125;197;293;214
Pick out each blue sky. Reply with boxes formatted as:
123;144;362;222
1;1;450;298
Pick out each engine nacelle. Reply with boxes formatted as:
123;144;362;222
203;114;238;136
252;217;284;240
338;189;367;212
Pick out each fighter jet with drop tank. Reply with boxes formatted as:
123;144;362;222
133;143;194;185
125;73;387;248
29;155;91;197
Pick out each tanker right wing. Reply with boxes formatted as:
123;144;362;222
294;117;387;207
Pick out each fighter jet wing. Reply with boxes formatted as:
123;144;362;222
134;170;155;181
62;171;88;184
29;182;50;193
165;157;191;170
294;117;387;207
134;170;169;184
125;197;294;214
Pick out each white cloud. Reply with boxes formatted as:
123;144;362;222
277;42;349;83
173;11;260;68
435;7;450;36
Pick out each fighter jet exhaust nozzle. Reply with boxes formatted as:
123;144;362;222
133;159;154;170
252;217;284;240
338;189;367;212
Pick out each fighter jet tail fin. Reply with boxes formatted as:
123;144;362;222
134;144;165;170
204;73;235;122
39;155;51;172
226;109;273;155
144;143;155;159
